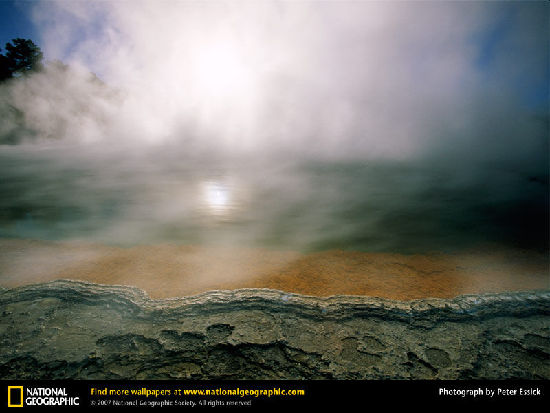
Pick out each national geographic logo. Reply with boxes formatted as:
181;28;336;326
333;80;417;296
7;386;23;408
7;386;79;407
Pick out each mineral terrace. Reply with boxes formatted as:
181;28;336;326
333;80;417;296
1;280;549;379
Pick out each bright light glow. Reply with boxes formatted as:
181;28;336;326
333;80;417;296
203;181;231;215
192;43;254;99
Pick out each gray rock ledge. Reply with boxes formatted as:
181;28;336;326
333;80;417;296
1;280;549;379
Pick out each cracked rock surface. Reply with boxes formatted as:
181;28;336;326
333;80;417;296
1;280;549;379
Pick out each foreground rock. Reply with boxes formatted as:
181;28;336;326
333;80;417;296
1;280;549;379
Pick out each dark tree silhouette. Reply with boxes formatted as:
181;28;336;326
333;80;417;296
0;38;44;81
0;52;11;81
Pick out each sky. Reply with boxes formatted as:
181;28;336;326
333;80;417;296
0;0;37;51
0;0;547;166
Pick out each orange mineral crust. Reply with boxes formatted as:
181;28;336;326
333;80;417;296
0;239;548;301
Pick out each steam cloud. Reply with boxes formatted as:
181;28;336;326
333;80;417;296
0;0;545;168
0;1;548;295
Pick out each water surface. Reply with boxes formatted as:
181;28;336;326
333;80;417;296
0;145;547;255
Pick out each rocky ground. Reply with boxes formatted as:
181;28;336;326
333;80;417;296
1;280;549;379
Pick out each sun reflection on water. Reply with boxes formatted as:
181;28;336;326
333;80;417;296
202;181;232;216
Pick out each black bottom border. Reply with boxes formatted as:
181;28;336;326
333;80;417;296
2;380;548;409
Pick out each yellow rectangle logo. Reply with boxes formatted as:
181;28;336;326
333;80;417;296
7;386;23;408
